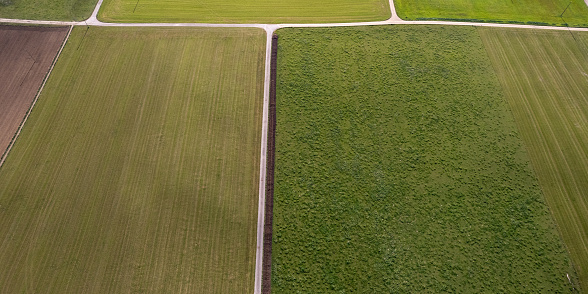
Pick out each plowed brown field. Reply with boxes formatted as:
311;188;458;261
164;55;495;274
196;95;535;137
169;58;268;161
0;25;69;160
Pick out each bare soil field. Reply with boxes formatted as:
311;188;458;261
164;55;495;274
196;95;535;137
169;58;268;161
0;25;69;161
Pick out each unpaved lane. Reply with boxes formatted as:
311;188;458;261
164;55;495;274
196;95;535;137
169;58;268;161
0;25;70;164
253;25;278;294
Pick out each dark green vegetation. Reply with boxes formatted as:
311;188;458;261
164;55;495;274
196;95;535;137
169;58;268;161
0;0;97;21
0;27;265;292
479;27;588;291
98;0;389;23
395;0;588;27
272;26;578;292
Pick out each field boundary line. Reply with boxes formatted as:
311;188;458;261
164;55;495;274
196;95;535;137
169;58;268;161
0;25;73;168
0;18;76;25
261;33;278;294
2;19;588;31
3;0;588;32
254;25;278;294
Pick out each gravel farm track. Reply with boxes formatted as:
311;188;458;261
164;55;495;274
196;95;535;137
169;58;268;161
0;25;69;164
2;0;588;293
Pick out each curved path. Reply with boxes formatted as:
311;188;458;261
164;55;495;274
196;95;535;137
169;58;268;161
2;1;588;293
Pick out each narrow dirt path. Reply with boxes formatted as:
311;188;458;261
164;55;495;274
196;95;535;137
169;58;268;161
0;26;73;167
254;24;277;294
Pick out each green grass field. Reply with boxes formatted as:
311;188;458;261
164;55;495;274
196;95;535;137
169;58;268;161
0;27;265;293
479;27;588;291
272;26;578;292
395;0;588;27
98;0;390;23
0;0;97;21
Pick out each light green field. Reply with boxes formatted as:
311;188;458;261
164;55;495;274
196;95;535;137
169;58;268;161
0;27;265;293
98;0;390;23
0;0;97;21
479;28;588;291
395;0;588;27
272;26;578;292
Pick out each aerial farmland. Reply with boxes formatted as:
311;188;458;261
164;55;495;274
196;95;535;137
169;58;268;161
0;27;265;292
0;0;97;20
395;0;588;27
272;25;578;292
0;0;588;293
97;0;390;23
479;28;588;287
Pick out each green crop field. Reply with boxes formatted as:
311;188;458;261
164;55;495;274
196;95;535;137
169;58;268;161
479;27;588;291
0;27;265;293
272;25;579;292
395;0;588;27
0;0;97;21
98;0;389;23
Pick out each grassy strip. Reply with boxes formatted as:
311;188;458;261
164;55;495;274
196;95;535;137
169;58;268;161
272;25;578;292
395;0;588;28
479;27;588;291
0;27;265;293
0;0;97;21
98;0;389;23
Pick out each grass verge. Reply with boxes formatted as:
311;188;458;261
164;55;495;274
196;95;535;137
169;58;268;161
0;26;265;293
272;25;578;292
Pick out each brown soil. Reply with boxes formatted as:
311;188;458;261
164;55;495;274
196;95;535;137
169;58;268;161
262;34;278;294
0;25;70;162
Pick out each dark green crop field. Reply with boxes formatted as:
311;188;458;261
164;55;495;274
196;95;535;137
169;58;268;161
272;26;579;292
0;0;97;20
394;0;588;27
0;27;265;293
480;27;588;291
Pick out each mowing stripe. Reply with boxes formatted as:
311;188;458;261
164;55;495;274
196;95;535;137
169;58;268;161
478;28;588;290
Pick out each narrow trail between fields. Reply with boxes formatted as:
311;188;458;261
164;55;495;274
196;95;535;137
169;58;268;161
2;0;588;293
0;25;73;167
254;25;276;294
